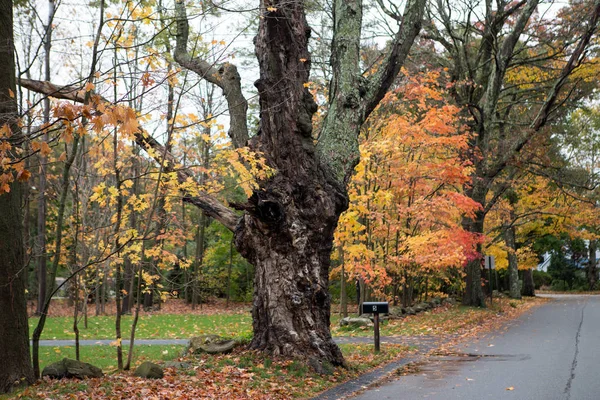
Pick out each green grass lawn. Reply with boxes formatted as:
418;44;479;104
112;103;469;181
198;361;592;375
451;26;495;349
32;302;516;342
38;344;185;371
29;313;253;340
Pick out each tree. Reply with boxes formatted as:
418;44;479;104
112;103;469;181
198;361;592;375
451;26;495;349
170;0;426;367
334;70;481;305
425;0;600;306
0;0;35;392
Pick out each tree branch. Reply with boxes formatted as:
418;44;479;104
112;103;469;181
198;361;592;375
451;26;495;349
532;0;600;131
18;77;240;231
173;0;249;148
485;0;600;179
363;0;426;118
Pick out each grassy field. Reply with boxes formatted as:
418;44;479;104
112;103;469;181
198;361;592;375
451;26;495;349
29;313;253;341
31;298;534;342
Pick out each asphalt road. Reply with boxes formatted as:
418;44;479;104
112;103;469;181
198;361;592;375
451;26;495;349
353;295;600;400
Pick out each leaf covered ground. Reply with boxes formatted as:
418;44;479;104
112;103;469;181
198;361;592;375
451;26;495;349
14;344;410;399
15;297;545;399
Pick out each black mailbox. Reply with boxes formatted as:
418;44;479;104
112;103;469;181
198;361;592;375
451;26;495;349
362;302;389;314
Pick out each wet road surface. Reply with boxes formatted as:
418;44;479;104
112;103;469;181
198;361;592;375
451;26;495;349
353;295;600;400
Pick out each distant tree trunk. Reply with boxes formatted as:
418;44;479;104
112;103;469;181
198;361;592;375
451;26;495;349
35;0;55;316
226;239;233;308
522;268;535;297
588;240;597;290
462;191;486;307
504;222;521;299
0;0;35;391
339;246;347;318
191;221;205;310
73;276;80;360
95;269;101;316
101;272;107;314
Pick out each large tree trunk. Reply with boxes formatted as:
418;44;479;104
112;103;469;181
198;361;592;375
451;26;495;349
0;0;35;391
232;0;348;368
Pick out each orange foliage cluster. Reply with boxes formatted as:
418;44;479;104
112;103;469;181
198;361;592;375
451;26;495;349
334;70;482;296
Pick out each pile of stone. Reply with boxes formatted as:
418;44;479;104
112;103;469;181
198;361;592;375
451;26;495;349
339;297;457;326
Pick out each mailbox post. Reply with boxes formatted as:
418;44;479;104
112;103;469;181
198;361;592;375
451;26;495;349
361;302;389;353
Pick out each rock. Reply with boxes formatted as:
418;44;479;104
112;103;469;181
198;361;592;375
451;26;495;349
432;297;442;305
134;361;164;379
404;307;416;315
414;302;431;313
339;317;373;328
443;297;457;305
163;361;191;369
187;335;237;355
42;358;103;379
41;361;67;379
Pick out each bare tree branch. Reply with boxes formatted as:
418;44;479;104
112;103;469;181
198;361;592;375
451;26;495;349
363;0;426;118
173;0;249;148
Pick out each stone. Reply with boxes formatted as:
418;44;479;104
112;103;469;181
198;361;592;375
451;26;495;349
134;361;164;379
163;361;191;369
42;358;103;379
187;335;237;355
404;307;416;315
443;297;457;305
41;361;67;379
414;302;431;313
339;317;373;328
